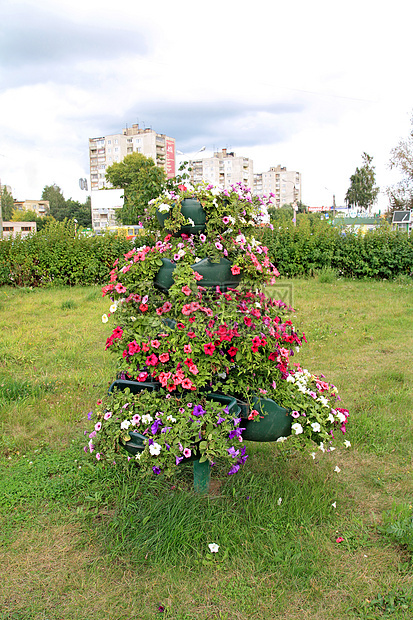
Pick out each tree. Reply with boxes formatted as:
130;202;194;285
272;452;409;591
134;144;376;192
1;186;14;220
41;184;67;220
105;153;166;224
386;114;413;214
345;152;379;213
65;196;92;228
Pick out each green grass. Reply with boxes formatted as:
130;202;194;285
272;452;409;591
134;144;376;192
0;280;413;619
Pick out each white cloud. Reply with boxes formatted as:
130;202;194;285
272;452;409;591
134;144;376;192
0;0;412;209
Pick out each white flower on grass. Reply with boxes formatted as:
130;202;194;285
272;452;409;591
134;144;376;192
208;543;219;553
141;414;153;424
310;452;316;459
277;497;282;505
276;436;288;443
334;466;341;473
101;314;108;323
311;422;321;433
344;440;351;448
110;303;117;313
120;420;131;430
332;502;337;509
286;374;295;383
328;413;335;423
291;422;303;435
135;453;142;460
149;442;161;456
130;316;136;322
319;442;325;453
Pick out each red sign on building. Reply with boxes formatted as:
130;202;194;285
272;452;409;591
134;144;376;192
165;139;175;178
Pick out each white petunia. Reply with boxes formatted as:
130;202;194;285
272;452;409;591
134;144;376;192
149;442;161;456
318;396;329;407
277;497;282;505
332;502;337;509
311;422;321;433
319;442;325;453
120;420;131;430
101;314;108;323
310;452;316;459
208;543;219;553
276;436;288;443
110;303;117;313
344;440;351;448
328;413;335;423
334;466;341;473
158;203;171;213
166;415;177;423
291;422;303;435
141;414;153;424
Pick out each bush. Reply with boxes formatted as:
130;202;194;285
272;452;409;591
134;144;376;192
0;220;133;287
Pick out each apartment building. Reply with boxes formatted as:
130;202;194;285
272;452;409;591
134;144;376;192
188;149;254;189
254;166;301;207
13;199;49;216
89;124;176;191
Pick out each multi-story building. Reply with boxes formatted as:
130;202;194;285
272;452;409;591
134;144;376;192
89;124;176;192
13;199;49;216
188;149;254;189
254;166;301;207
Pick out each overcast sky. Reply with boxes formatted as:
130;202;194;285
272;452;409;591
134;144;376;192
1;0;412;211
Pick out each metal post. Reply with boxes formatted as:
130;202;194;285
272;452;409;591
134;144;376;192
193;459;211;494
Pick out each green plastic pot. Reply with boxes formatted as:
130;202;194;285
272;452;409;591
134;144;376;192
240;396;292;442
156;198;206;236
154;257;241;293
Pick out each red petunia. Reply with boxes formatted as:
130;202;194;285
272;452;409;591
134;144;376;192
204;342;216;355
227;346;238;357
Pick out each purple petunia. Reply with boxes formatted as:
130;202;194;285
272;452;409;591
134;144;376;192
193;405;205;417
152;466;162;475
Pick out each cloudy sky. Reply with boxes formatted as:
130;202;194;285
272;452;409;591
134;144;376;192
1;0;412;211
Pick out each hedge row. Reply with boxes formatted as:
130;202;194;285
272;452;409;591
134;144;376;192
0;218;412;288
0;220;132;287
258;218;413;279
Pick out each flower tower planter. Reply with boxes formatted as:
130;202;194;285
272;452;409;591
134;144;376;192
86;182;349;494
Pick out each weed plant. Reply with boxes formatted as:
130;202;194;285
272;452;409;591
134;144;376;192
0;281;412;619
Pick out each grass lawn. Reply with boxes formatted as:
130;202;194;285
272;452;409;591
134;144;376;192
0;278;412;620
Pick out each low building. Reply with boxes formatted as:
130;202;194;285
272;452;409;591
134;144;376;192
392;210;412;234
2;221;37;239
